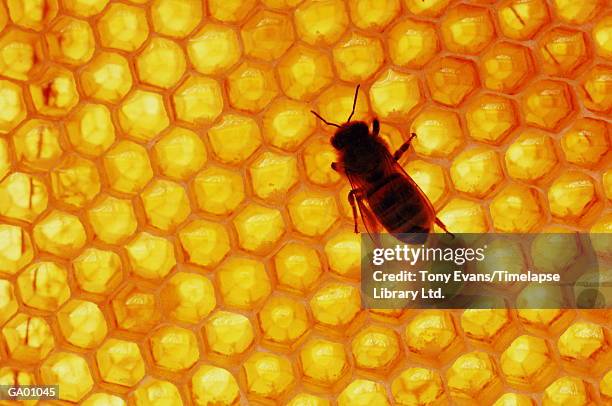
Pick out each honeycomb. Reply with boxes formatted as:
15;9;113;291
0;0;610;405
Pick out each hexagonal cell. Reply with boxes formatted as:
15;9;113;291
13;119;64;170
263;98;316;151
203;310;254;359
338;379;390;406
404;0;451;17
387;18;438;69
73;248;123;295
0;225;33;276
580;65;612;114
17;262;70;311
227;61;278;113
30;68;80;117
141;179;191;231
0;29;45;81
302;135;342;187
288;190;339;238
480;42;533;94
242;10;294;61
561;118;609;168
191;365;240;405
0;80;26;133
233;204;285;255
299;338;348;387
40;353;93;402
500;335;556;390
249;152;299;201
543;376;592;406
505;130;558;183
6;0;58;31
426;57;478;107
160;272;215;324
411;107;464;158
103;140;153;195
178;219;230;269
592;14;612;59
33;210;87;258
57;299;107;349
557;321;609;369
332;32;383;82
348;0;400;30
392;367;447;406
461;309;512;347
258;296;310;348
97;3;148;52
149;325;199;372
277;45;334;101
405;310;460;365
601;370;612;401
288;393;331;406
404;160;447;207
192;166;245;216
112;284;161;333
493;393;535;406
131;380;183;406
125;232;176;280
315;84;370;127
497;0;550;40
208;0;256;23
604;170;612;201
490;184;543;232
538;28;589;77
217;257;271;309
436;198;488;233
153;127;206;180
150;0;202;38
0;367;36;392
521;80;574;130
0;172;48;223
324;229;361;279
119;90;169;142
88;195;138;244
242;352;295;401
80;52;132;103
309;283;361;330
466;94;518;144
441;5;495;54
369;69;422;122
173;76;223;126
548;171;599;224
96;339;145;387
446;352;502;405
46;16;95;66
351;325;400;372
0;138;8;179
207;114;260;165
552;0;603;24
294;0;349;46
61;0;109;17
273;242;323;294
2;313;54;363
136;38;186;89
50;155;101;208
451;147;503;199
66;104;115;157
187;23;240;75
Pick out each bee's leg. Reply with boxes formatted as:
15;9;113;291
435;217;455;239
348;189;360;233
372;118;380;136
393;133;417;161
331;162;344;172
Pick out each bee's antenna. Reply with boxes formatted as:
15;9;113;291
347;84;360;122
310;110;341;128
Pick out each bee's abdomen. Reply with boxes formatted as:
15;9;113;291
367;174;431;235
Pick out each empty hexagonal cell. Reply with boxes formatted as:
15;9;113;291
601;370;612;401
203;310;254;359
592;14;612;59
97;3;148;52
160;272;216;324
0;367;36;392
50;155;101;208
446;351;502;405
288;190;339;238
392;367;447;406
580;65;612;114
0;138;7;179
13;119;64;171
369;69;423;122
150;0;202;38
119;90;169;142
338;379;390;406
33;210;87;258
333;32;383;82
242;10;294;61
316;84;370;127
0;29;45;81
152;127;206;180
66;104;115;157
561;118;609;168
103;140;153;195
273;242;323;293
136;38;186;89
466;94;518;144
538;28;590;77
436;198;489;233
493;393;535;406
288;393;330;406
324;229;361;279
490;184;543;232
505;130;558;183
426;57;478;107
80;52;132;103
263;98;316;151
249;152;299;201
46;16;95;66
149;325;199;372
83;394;126;406
96;338;145;387
192;166;245;216
217;257;271;309
73;248;123;295
441;5;495;54
258;296;310;348
294;0;349;46
207;114;261;165
233;204;285;255
404;0;451;17
309;283;362;330
57;299;107;349
480;42;533;94
497;0;550;40
173;76;224;126
61;0;109;17
411;107;464;158
277;45;334;101
227;61;278;113
2;313;54;363
243;352;295;401
521;80;575;131
0;80;26;133
6;0;58;31
404;160;448;207
88;195;137;244
178;219;230;269
543;376;592;406
40;352;93;402
405;310;460;365
208;0;256;23
191;365;240;405
131;380;183;406
548;171;599;224
112;284;161;333
557;322;610;371
0;225;33;276
17;261;70;311
140;179;191;231
500;335;556;390
531;230;581;275
461;308;512;347
0;172;48;223
302;135;342;187
348;0;400;30
299;338;348;387
187;23;240;75
351;325;401;372
387;18;438;69
451;147;503;198
125;232;176;280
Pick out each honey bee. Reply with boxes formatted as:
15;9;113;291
311;85;453;244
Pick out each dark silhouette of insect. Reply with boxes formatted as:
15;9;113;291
311;85;453;244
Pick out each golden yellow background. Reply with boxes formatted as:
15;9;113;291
0;0;610;404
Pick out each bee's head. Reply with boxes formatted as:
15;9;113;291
331;121;369;150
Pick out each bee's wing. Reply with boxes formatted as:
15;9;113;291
390;156;436;215
346;174;383;247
